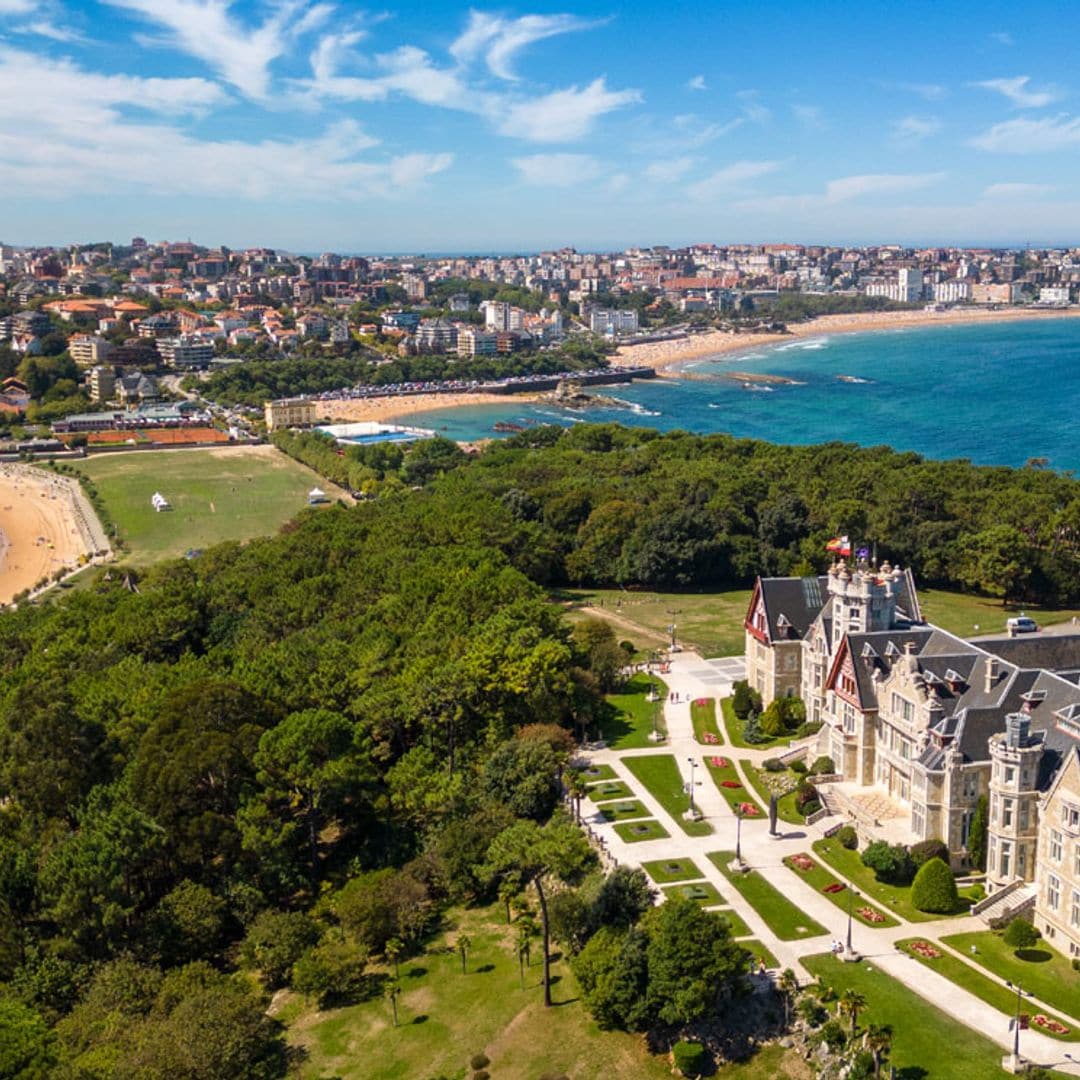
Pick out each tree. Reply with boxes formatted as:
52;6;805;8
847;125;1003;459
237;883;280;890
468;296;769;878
291;933;369;1008
864;1023;893;1079
457;933;471;975
910;838;950;869
571;926;650;1030
148;879;228;967
483;814;594;1006
969;795;989;871
385;979;401;1027
778;967;799;1028
0;996;57;1079
591;866;656;931
643;899;748;1026
839;988;867;1038
385;936;403;978
332;867;433;953
240;910;320;989
564;769;589;824
955;525;1031;603
910;857;958;914
1003;917;1040;951
480;738;561;821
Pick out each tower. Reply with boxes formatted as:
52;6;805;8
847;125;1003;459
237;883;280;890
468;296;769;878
986;711;1044;893
827;559;903;650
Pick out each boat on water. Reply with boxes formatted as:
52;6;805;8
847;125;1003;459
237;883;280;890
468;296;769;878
837;375;873;384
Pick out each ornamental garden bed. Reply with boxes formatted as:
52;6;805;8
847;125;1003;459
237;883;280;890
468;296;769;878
662;882;725;906
613;819;669;843
782;852;897;928
740;759;802;824
704;755;763;817
709;852;826;941
578;763;616;782
597;800;650;822
897;937;1078;1042
641;857;705;883
690;696;724;745
586;780;634;802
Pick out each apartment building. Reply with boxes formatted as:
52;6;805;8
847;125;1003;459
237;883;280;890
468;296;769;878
264;398;316;431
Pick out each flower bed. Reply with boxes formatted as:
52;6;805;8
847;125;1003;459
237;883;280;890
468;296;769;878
1033;1015;1071;1035
737;802;760;816
908;940;942;960
790;854;814;872
702;732;720;744
858;907;887;924
823;882;846;894
721;779;742;789
710;756;729;768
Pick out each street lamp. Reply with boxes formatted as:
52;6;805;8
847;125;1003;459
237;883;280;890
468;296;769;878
687;757;698;817
735;805;743;866
665;608;681;650
1005;981;1031;1072
843;885;861;963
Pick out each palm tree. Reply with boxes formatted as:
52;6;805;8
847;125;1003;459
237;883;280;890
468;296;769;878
565;769;588;823
864;1023;893;1079
839;989;867;1039
457;933;471;975
516;918;536;986
778;967;799;1028
385;937;403;979
498;878;519;924
385;980;401;1027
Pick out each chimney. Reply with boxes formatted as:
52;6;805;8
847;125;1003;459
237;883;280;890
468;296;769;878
985;657;999;694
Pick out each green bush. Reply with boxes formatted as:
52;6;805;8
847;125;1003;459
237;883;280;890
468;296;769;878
798;997;827;1027
910;838;949;868
790;759;808;774
743;711;765;744
795;720;823;739
836;825;858;850
910;857;959;914
795;780;820;812
732;681;753;719
672;1040;706;1076
762;758;785;772
1003;917;1040;950
810;756;835;775
861;841;915;885
818;1019;846;1049
801;800;821;818
470;1054;490;1070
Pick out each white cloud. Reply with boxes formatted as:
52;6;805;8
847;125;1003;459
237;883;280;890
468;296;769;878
736;89;770;123
970;114;1080;152
892;115;942;141
511;152;602;187
738;171;946;212
990;31;1014;46
792;104;823;129
972;75;1059;108
686;74;706;92
687;159;780;201
498;78;641;142
104;0;328;100
982;182;1055;199
0;0;36;12
0;45;450;199
15;20;87;42
450;11;601;81
645;156;694;183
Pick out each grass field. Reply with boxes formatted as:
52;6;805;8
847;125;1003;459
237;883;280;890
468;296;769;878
614;819;669;843
802;953;1020;1079
741;940;779;970
601;673;668;749
813;839;971;922
720;697;793;750
942;929;1080;1022
641;857;704;883
783;854;898;928
586;780;634;802
578;763;616;782
709;853;826;941
662;881;725;906
718;909;753;938
704;754;763;817
77;446;345;564
622;754;713;837
691;696;724;744
896;938;1077;1041
597;799;650;822
919;587;1080;638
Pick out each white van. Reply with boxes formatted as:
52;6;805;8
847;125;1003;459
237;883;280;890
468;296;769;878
1007;616;1038;635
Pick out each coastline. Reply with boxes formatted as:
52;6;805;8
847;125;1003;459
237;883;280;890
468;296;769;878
318;390;543;425
611;306;1080;374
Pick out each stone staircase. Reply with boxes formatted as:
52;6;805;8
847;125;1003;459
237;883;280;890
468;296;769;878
972;881;1037;927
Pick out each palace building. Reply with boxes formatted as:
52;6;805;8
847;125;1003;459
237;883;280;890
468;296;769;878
744;561;1080;950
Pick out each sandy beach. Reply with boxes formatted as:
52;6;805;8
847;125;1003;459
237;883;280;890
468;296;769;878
0;465;107;604
318;391;542;424
612;306;1080;373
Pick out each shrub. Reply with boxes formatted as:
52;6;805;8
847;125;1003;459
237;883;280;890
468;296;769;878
472;1072;490;1080
790;759;808;775
968;882;985;902
470;1054;490;1071
795;720;823;739
762;758;785;773
798;997;827;1027
240;910;320;989
672;1040;706;1076
731;681;753;719
818;1019;846;1050
795;781;820;812
1071;958;1080;972
801;800;821;818
743;711;765;744
810;756;835;776
760;702;787;737
911;857;959;914
861;841;915;885
910;838;949;869
1003;918;1040;950
836;825;858;850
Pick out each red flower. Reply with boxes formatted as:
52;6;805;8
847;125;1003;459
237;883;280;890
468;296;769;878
721;780;742;789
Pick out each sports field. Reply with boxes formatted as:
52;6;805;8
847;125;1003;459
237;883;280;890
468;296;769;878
77;446;348;563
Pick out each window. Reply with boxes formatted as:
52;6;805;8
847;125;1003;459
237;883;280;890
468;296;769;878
1049;874;1061;911
912;804;925;835
1051;829;1063;862
1003;799;1014;828
1071;890;1080;929
1001;841;1012;878
1018;846;1027;877
1064;804;1080;831
1019;801;1030;831
961;809;974;847
963;773;978;799
1005;766;1016;785
1074;844;1080;877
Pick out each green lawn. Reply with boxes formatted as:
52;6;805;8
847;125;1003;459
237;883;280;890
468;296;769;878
802;953;1020;1080
896;938;1078;1042
741;940;780;970
561;587;753;658
586;780;634;802
77;446;343;564
284;903;673;1080
813;839;971;922
622;754;713;836
740;760;801;824
641;857;704;883
578;763;617;782
716;909;752;938
613;819;669;843
704;754;763;817
600;673;668;749
662;882;725;906
919;587;1080;638
783;854;898;928
691;696;724;745
597;800;650;822
942;929;1080;1023
709;853;827;941
720;697;793;750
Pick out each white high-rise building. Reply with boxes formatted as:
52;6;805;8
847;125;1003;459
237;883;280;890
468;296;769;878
898;268;924;303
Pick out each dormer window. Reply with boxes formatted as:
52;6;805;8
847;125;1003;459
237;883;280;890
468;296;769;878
885;641;901;658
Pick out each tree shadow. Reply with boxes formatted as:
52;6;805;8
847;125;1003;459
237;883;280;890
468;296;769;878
406;966;427;978
412;1014;428;1025
550;996;580;1008
1015;948;1052;963
475;963;495;974
549;951;563;964
896;1068;928;1080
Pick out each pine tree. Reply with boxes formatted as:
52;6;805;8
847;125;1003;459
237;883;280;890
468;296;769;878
968;795;989;871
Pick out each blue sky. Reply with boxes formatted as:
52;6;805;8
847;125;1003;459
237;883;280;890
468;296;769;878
5;0;1080;251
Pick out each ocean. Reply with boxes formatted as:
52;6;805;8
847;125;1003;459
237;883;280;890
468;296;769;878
401;318;1080;471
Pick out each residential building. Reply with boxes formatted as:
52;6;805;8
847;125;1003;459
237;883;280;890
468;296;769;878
68;335;113;367
264;398;316;431
156;336;214;368
898;267;924;303
415;318;458;353
456;327;498;357
87;365;116;403
1040;286;1072;305
933;280;972;304
587;307;639;335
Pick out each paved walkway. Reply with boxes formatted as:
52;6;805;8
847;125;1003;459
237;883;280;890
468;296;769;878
579;651;1080;1076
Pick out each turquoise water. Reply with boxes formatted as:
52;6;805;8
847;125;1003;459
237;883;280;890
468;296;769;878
403;318;1080;470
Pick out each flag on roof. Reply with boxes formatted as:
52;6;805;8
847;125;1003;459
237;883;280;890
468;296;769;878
856;546;870;560
826;536;851;555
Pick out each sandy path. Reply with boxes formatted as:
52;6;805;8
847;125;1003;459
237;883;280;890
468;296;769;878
612;306;1080;373
0;465;101;603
